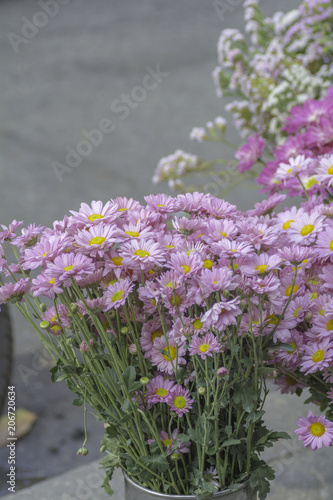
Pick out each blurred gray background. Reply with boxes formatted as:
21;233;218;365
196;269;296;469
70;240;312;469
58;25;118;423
3;1;326;498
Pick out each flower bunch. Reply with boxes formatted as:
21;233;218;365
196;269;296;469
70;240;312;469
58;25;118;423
0;194;300;499
152;0;333;195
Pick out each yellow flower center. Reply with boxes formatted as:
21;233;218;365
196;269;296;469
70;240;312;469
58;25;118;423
193;319;203;330
182;265;191;274
111;256;123;266
220;232;227;238
308;278;318;285
306;177;318;189
87;213;103;222
233;264;239;270
282;219;294;230
118;207;129;212
50;314;57;322
266;314;278;325
310;422;325;437
42;252;47;257
166;245;175;249
111;290;124;302
310;292;318;300
300;224;314;236
48;278;55;285
287;168;292;174
327;319;333;331
151;329;163;341
89;236;106;246
174;396;186;409
125;231;139;238
148;269;155;275
312;350;325;363
255;264;268;273
329;240;333;252
155;388;168;397
285;284;299;296
171;295;181;307
203;259;213;269
199;344;210;353
293;307;303;318
288;342;297;353
134;249;150;258
196;233;203;239
163;438;173;447
327;165;333;175
157;204;165;207
162;345;176;361
51;325;61;334
63;265;75;272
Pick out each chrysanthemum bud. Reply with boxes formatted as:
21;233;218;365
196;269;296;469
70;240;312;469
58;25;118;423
217;367;228;378
100;445;106;452
128;343;137;355
40;320;50;330
80;341;89;353
89;338;94;348
121;326;129;335
77;447;88;456
170;453;180;461
140;377;149;386
39;303;47;312
70;303;78;313
66;337;76;347
198;386;206;395
104;422;110;429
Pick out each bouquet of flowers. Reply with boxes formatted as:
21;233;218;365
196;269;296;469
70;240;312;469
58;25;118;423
152;0;333;195
0;193;303;499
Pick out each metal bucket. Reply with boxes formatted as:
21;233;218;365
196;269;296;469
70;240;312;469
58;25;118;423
124;473;256;500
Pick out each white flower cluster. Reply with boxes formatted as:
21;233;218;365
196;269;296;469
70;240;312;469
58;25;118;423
152;150;201;190
213;0;333;142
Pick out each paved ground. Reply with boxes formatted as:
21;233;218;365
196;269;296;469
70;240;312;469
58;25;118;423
2;1;329;499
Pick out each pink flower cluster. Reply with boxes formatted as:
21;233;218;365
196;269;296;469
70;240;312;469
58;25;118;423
1;192;333;449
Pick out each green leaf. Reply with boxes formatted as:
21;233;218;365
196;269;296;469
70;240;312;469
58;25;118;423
233;384;257;412
141;454;169;473
72;395;84;406
101;469;114;497
94;353;111;361
99;452;120;468
122;366;138;393
245;410;265;425
225;425;233;437
50;363;60;383
176;433;190;444
250;462;275;500
220;439;241;448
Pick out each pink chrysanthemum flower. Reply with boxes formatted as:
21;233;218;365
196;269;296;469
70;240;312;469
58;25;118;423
13;224;45;251
146;375;176;408
278;246;313;266
246;193;286;217
177;192;209;213
200;267;238;296
203;219;238;243
275;330;304;369
42;304;71;334
45;252;95;287
170;316;206;343
120;239;166;270
69;200;119;228
189;333;221;360
295;411;333;450
240;253;282;276
144;194;179;214
150;336;186;375
140;318;166;358
275;155;313;182
311;313;333;340
22;234;69;270
167;251;202;277
0;220;23;243
277;206;303;232
316;225;333;262
300;339;333;375
112;196;143;214
78;297;107;313
117;221;154;241
31;272;63;299
214;239;254;259
74;224;118;257
166;385;193;417
202;297;241;330
202;196;239;219
172;217;203;234
102;279;134;310
275;374;306;395
0;278;31;304
149;429;190;455
315;155;333;187
288;212;325;245
235;134;265;173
